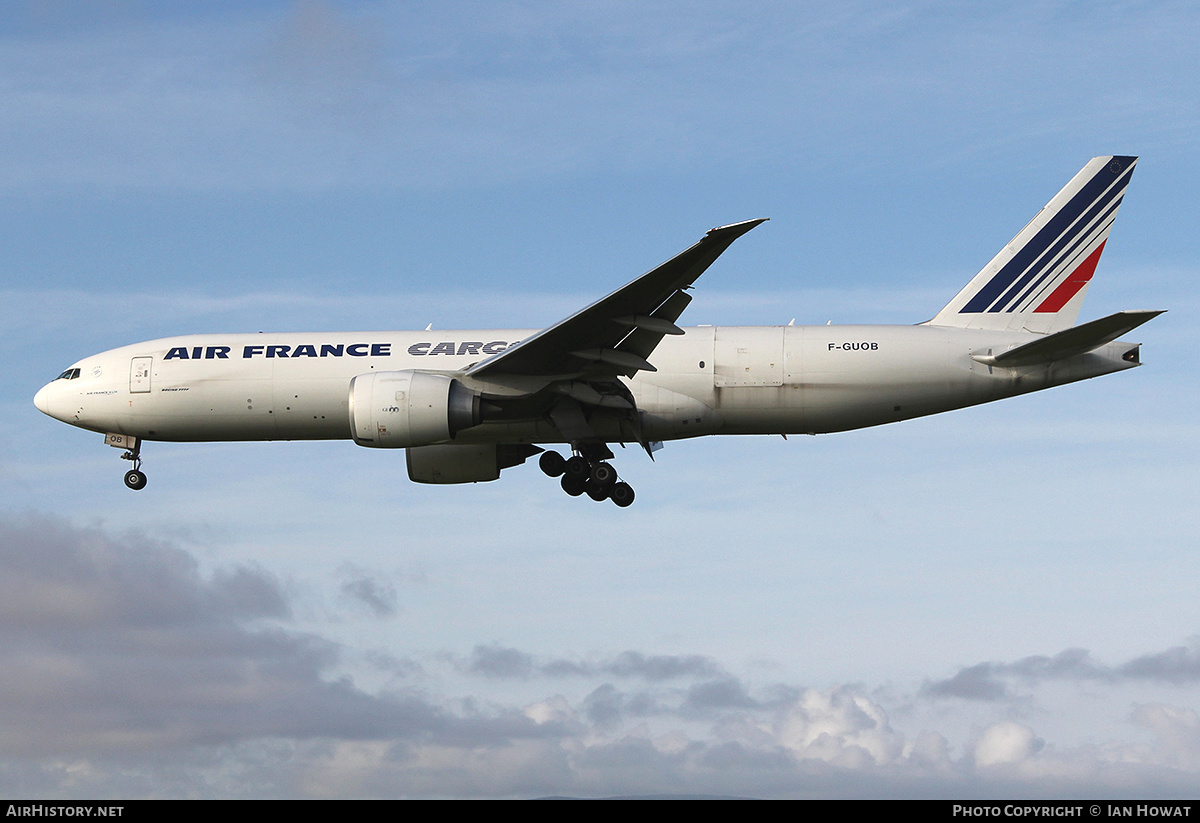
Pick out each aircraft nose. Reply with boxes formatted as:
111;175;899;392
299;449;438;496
33;383;54;417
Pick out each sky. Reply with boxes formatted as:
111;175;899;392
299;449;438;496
1;0;1198;799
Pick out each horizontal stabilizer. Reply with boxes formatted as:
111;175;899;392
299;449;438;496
972;310;1164;367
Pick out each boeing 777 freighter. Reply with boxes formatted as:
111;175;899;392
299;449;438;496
34;156;1161;506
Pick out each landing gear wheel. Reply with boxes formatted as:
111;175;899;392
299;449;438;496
561;474;586;496
539;451;566;477
564;455;589;481
590;462;617;488
609;482;634;507
585;480;610;501
124;469;147;491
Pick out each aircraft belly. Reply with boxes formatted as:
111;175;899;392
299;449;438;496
630;378;723;441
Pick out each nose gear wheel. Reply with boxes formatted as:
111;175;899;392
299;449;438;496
118;439;147;491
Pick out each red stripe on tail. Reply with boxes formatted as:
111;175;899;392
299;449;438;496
1034;241;1107;313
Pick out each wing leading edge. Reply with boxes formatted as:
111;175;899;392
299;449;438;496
467;219;767;380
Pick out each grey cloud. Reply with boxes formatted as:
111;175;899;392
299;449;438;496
0;514;287;632
212;565;291;620
362;649;424;679
1121;643;1200;683
697;741;797;775
1004;648;1106;680
7;513;1200;797
457;647;724;683
579;684;665;729
584;684;624;727
923;641;1200;701
0;514;498;758
623;690;665;718
922;663;1012;701
469;643;535;678
338;573;398;618
684;677;761;713
540;658;591;678
605;651;723;682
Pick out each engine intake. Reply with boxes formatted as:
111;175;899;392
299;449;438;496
349;370;481;448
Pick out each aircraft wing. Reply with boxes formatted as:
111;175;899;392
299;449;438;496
466;219;766;380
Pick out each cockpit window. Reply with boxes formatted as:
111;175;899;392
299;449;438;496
56;368;81;380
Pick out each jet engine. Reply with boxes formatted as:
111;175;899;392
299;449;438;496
349;370;482;448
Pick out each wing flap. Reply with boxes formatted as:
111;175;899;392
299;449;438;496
612;290;694;376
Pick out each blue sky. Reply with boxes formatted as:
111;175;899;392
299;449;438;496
2;0;1198;798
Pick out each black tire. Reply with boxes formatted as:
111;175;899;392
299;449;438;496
539;450;566;477
124;469;147;491
609;482;634;507
564;455;589;480
585;480;609;501
561;474;586;496
590;462;617;488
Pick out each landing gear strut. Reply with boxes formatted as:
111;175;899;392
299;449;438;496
539;447;635;507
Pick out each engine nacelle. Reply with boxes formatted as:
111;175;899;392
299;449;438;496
407;443;543;484
349;370;481;448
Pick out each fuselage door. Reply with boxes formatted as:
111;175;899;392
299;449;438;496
130;356;152;393
714;327;784;387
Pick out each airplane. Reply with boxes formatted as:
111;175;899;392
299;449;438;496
34;156;1162;507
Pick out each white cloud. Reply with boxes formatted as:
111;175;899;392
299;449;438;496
973;721;1042;768
1129;704;1200;771
5;510;1200;797
777;688;905;768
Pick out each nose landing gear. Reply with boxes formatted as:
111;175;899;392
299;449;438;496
539;448;635;507
106;433;147;491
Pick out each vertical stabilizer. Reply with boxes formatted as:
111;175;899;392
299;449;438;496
927;156;1137;334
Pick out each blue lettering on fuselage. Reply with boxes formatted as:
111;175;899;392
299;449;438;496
407;341;509;356
164;341;510;360
165;343;395;359
165;346;232;360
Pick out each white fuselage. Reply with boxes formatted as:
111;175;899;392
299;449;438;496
33;324;1138;446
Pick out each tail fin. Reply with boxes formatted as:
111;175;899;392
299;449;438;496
927;156;1137;334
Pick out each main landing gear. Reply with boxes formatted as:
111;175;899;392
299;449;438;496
538;449;635;507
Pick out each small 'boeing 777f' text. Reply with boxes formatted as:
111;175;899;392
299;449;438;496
35;156;1162;507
